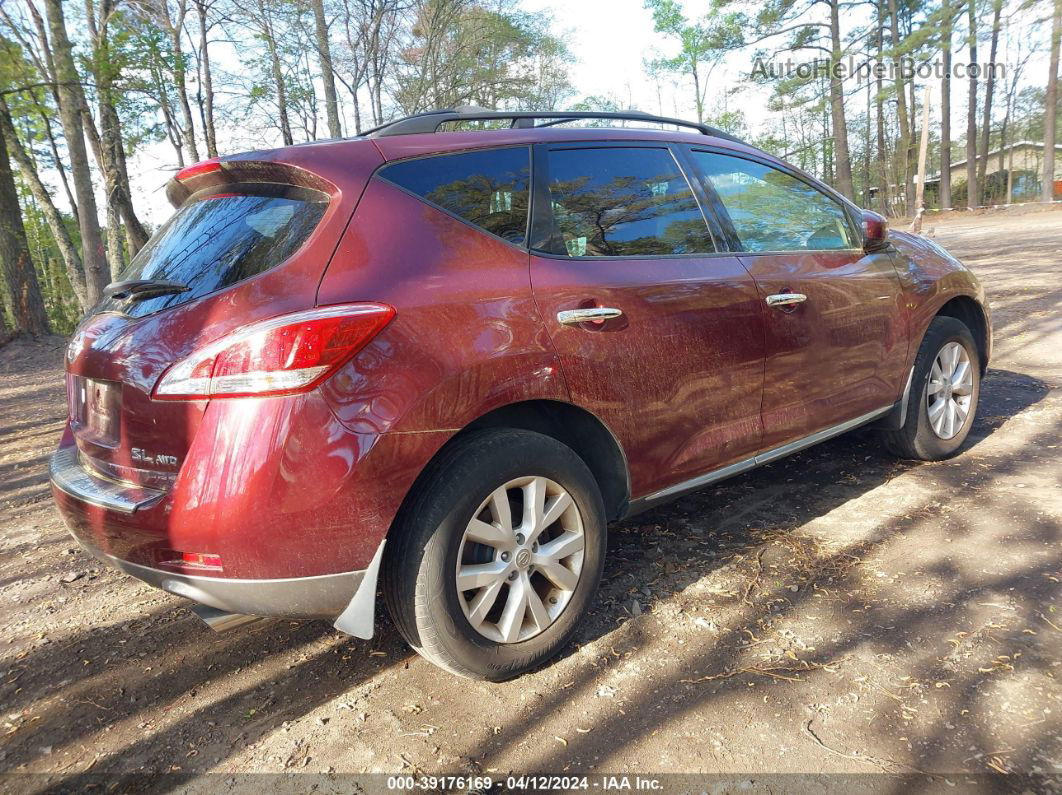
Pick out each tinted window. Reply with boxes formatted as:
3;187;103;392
380;147;530;244
544;148;714;257
98;188;327;318
691;152;855;252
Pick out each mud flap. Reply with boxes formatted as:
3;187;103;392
333;539;386;639
877;366;915;431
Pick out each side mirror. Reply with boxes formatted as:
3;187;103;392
862;210;889;252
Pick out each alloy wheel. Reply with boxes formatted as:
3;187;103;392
926;341;974;440
455;476;585;643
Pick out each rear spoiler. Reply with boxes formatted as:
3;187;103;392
165;158;337;208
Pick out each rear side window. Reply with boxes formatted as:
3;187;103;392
99;188;327;318
543;147;715;257
690;151;855;252
379;147;530;245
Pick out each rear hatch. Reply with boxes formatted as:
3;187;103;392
64;143;383;490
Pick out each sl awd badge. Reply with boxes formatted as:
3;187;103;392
131;448;179;467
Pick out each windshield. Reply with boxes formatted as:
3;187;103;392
96;187;328;318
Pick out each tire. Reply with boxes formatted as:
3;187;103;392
882;315;981;461
383;429;607;680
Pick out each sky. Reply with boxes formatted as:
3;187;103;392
520;0;752;120
127;0;754;224
121;0;1054;227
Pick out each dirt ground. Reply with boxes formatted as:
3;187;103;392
1;208;1060;790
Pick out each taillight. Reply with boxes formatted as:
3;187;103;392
159;550;223;571
154;303;395;400
176;158;222;181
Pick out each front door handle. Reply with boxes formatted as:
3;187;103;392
557;307;624;325
765;293;807;308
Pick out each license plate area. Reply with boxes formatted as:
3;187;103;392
69;376;121;446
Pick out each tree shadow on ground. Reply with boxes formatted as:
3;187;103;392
446;369;1059;779
0;368;1054;789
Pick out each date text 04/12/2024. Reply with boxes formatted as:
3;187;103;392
385;775;663;791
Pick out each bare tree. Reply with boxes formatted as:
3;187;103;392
999;32;1031;205
139;0;201;163
976;0;1002;200
311;0;342;137
827;0;854;199
965;0;978;208
875;0;891;213
228;0;296;144
940;0;954;209
1044;0;1061;202
0;98;88;309
0;107;49;335
42;0;109;302
193;0;219;156
84;0;150;272
888;0;913;214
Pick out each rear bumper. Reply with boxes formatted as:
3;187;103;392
50;444;163;514
50;441;385;635
100;551;365;619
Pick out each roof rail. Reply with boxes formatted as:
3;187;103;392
363;106;747;144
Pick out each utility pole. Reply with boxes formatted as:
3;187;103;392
912;86;933;233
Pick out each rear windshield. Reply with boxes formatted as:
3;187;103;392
97;187;327;318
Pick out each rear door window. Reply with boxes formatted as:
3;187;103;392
98;187;328;318
379;147;530;245
541;147;715;257
690;151;856;252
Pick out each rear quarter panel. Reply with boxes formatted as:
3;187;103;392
314;176;568;557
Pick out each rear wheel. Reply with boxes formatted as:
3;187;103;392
882;315;981;460
383;429;606;680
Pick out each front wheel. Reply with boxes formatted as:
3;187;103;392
383;429;606;680
882;315;981;460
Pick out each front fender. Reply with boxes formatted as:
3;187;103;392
888;231;991;373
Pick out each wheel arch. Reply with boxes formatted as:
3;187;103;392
933;295;990;375
388;399;631;537
460;400;631;522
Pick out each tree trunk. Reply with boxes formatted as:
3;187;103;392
351;85;362;134
976;0;1002;200
1007;146;1015;203
1043;0;1061;202
966;0;978;208
195;0;219;157
36;106;78;223
112;120;148;253
888;0;913;214
691;61;703;123
828;0;854;199
311;0;342;138
0;113;50;336
875;0;891;213
912;85;932;230
940;0;953;209
165;0;200;163
152;55;187;168
864;80;872;205
259;0;294;145
0;99;88;310
999;105;1011;202
85;0;149;260
269;42;294;145
43;0;108;304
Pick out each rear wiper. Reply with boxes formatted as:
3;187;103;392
103;279;190;302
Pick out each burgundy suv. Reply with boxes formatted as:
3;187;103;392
51;109;991;679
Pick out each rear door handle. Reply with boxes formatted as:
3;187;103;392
765;293;807;308
557;307;624;325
